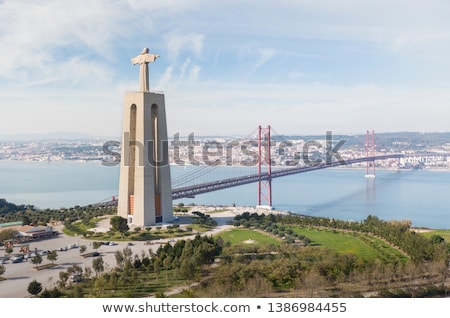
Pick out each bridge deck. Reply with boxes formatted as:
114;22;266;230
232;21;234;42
171;154;403;200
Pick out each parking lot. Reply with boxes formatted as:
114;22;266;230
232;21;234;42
0;207;242;298
0;227;164;297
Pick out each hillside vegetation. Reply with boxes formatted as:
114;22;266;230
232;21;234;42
24;210;448;298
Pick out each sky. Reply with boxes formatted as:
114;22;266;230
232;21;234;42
1;0;450;138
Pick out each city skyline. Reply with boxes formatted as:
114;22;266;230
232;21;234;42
1;1;450;138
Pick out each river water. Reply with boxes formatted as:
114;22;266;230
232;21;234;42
0;161;449;229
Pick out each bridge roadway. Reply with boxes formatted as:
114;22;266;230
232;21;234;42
171;154;403;200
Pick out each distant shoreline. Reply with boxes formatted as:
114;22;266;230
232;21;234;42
186;204;449;231
1;159;450;173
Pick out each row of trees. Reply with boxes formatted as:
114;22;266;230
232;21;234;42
32;234;224;297
0;199;116;228
232;215;311;245
197;243;448;297
234;212;448;263
0;198;36;215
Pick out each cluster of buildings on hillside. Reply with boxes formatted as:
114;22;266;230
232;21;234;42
1;137;450;171
167;136;450;171
0;140;106;162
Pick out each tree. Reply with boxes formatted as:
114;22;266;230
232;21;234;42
154;261;161;282
21;215;31;226
31;254;43;268
122;247;133;261
40;287;64;298
0;264;5;277
84;266;92;280
58;271;69;288
92;256;104;276
27;280;43;297
430;235;445;244
79;245;87;254
133;255;142;269
110;216;129;236
0;229;17;242
177;258;196;279
67;264;83;276
301;269;326;297
47;250;58;264
163;256;172;283
115;250;125;268
92;241;102;251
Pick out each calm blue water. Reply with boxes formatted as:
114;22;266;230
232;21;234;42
0;161;449;229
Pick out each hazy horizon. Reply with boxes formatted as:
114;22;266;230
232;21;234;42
1;130;449;143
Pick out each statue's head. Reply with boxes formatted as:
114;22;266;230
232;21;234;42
141;48;149;54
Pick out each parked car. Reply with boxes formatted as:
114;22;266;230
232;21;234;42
70;274;82;283
12;257;23;263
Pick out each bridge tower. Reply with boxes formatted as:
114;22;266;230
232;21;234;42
257;125;273;208
365;130;376;178
117;48;173;226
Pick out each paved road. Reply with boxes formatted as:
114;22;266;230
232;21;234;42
0;211;235;298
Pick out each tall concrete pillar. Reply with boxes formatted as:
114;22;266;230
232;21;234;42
117;49;173;226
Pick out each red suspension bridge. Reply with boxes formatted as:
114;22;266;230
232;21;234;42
103;127;403;207
171;154;402;201
171;127;403;205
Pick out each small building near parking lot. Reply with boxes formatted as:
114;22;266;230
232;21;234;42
0;222;58;243
17;225;57;240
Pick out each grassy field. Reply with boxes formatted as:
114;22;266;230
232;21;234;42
419;229;450;242
292;227;409;262
215;227;408;263
291;227;377;261
216;228;281;246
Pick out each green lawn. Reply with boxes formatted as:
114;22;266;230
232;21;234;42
215;227;408;263
292;227;408;262
419;229;450;242
216;228;281;246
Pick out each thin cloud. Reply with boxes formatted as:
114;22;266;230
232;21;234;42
1;0;450;137
250;48;277;74
155;57;202;90
164;31;205;62
0;0;129;82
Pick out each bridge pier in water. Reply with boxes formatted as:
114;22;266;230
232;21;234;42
257;125;273;209
365;130;376;178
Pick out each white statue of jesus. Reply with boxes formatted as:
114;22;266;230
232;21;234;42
131;48;160;92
